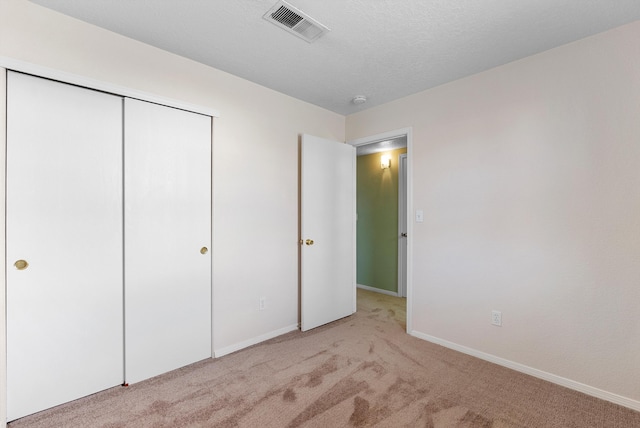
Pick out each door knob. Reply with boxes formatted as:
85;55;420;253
305;239;314;246
200;247;208;255
401;233;408;237
14;260;29;270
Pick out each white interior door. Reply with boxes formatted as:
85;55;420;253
124;98;212;384
6;72;124;421
300;134;356;331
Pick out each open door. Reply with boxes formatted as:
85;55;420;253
300;134;356;331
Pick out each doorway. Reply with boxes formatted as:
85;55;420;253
349;128;412;333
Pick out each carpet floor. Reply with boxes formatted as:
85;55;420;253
9;289;640;427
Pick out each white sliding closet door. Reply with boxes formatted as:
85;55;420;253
124;98;212;384
6;72;124;421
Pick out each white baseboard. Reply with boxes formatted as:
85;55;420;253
214;324;299;358
410;330;640;412
357;283;399;297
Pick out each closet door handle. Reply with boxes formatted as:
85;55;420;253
14;260;29;270
200;247;208;255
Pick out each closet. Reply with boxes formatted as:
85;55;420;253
6;71;212;421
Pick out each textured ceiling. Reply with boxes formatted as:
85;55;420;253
29;0;640;115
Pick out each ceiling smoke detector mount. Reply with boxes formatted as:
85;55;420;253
263;0;330;43
352;95;367;105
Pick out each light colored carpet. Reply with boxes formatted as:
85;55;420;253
9;289;640;427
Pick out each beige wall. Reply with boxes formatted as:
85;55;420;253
0;1;344;420
347;21;640;406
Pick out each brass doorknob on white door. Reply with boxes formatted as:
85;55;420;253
14;260;29;270
305;239;314;246
200;247;208;255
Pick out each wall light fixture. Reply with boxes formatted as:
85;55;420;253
381;154;391;169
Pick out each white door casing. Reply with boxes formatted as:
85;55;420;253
124;98;212;384
6;72;124;420
300;134;356;331
398;153;408;298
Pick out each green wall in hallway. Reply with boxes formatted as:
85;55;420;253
356;148;406;293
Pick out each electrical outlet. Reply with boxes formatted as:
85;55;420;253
491;310;502;326
259;297;266;311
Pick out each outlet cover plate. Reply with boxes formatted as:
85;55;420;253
491;310;502;326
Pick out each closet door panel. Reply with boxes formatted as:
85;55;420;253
124;98;212;384
6;72;124;420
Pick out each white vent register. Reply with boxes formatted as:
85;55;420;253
263;0;330;43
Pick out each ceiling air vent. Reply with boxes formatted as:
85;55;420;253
263;0;330;43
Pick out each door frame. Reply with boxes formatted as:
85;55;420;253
398;153;408;298
348;128;413;333
0;57;219;118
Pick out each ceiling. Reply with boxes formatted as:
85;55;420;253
29;0;640;115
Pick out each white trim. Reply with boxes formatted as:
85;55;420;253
352;147;358;314
348;127;413;334
349;127;411;147
410;330;640;412
1;67;7;428
357;283;399;297
397;153;408;298
213;324;299;358
0;56;220;118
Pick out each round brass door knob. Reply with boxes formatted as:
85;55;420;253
305;239;314;246
200;247;208;255
14;260;29;270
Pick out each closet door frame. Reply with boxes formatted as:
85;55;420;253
0;57;220;118
1;59;218;424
